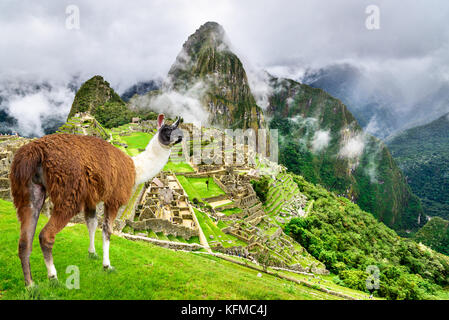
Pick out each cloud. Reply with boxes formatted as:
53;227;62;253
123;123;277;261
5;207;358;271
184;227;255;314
0;1;447;90
339;133;365;159
0;0;448;136
0;80;75;136
311;130;331;153
246;70;272;110
130;80;209;127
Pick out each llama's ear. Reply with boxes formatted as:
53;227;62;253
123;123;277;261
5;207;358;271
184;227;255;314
157;114;165;129
173;117;180;128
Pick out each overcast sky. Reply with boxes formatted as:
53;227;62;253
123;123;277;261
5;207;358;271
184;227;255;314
0;0;448;93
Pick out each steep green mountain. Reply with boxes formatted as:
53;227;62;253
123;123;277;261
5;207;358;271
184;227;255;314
67;75;158;128
285;174;449;300
414;217;449;256
67;75;125;119
265;75;423;231
166;21;265;130
387;113;449;220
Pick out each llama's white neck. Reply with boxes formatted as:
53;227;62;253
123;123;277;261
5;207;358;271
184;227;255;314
133;132;171;185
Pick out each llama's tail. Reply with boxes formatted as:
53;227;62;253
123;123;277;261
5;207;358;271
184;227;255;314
9;141;44;209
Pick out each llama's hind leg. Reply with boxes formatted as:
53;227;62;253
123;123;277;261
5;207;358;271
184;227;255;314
84;208;98;257
38;208;74;280
102;203;120;270
18;183;46;286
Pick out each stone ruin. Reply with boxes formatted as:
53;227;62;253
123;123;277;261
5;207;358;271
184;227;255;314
126;171;199;240
0;136;32;201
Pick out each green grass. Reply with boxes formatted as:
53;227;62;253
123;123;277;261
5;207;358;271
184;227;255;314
121;184;144;220
163;161;194;173
120;132;152;150
176;176;204;203
213;200;234;208
193;208;246;248
184;177;225;199
0;199;347;300
220;207;243;216
109;129;153;156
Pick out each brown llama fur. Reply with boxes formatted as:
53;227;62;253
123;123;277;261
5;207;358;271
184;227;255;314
10;133;135;285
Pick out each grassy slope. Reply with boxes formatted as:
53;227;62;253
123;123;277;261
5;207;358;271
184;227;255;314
0;199;347;300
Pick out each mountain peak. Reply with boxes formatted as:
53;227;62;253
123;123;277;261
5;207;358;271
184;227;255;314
173;21;229;68
166;22;264;130
67;75;124;120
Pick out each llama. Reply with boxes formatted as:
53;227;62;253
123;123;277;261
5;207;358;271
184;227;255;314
10;114;183;286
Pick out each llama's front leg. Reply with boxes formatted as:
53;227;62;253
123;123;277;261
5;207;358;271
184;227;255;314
84;209;98;257
102;204;119;270
39;211;73;280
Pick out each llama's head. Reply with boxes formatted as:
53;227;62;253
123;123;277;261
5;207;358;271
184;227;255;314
157;114;183;147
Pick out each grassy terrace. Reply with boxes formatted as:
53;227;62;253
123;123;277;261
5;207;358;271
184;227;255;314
0;199;354;300
193;208;247;248
112;131;153;157
184;177;225;199
163;161;194;173
220;207;243;216
177;176;226;202
176;176;204;203
264;173;299;219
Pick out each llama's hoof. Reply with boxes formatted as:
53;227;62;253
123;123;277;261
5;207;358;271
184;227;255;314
48;277;61;288
24;282;41;300
25;281;36;290
48;275;58;282
103;265;116;273
88;252;99;260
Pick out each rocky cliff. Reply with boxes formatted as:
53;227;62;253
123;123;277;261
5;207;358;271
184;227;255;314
167;22;265;130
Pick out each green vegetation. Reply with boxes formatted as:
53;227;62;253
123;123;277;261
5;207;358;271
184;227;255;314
264;172;300;218
111;131;153;157
414;217;449;255
166;21;264;131
163;161;194;173
181;177;225;199
94;102;135;129
220;207;243;216
387;113;449;220
120;132;152;150
0;200;349;300
251;176;270;203
67;75;124;119
56;116;109;140
284;174;449;299
176;176;204;203
266;79;424;232
193;208;246;248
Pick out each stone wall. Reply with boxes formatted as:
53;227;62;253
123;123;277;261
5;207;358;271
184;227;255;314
126;218;199;240
215;200;239;212
122;233;204;251
204;194;228;203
